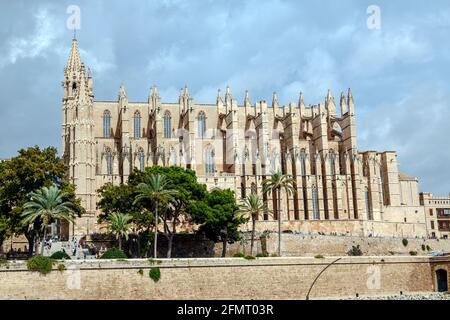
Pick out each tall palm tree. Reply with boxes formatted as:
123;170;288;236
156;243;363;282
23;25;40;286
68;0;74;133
107;213;133;250
262;170;295;257
240;193;268;256
21;185;76;256
133;174;178;258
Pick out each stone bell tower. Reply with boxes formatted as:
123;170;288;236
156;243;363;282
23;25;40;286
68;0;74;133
61;36;96;237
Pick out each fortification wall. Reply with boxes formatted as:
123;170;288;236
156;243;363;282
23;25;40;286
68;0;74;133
0;256;447;300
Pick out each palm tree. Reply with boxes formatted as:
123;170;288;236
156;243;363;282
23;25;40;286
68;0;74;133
240;194;267;256
133;174;178;258
21;185;76;256
107;213;133;250
262;170;295;257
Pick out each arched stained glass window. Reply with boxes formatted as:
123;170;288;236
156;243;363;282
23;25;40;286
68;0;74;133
134;111;141;138
329;150;336;176
138;148;145;171
163;111;171;139
205;146;215;175
312;186;319;220
300;149;306;177
198;111;206;138
365;189;372;220
105;148;113;175
103;110;111;138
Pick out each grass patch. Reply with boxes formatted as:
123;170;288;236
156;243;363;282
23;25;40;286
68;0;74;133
50;251;71;260
100;248;127;259
244;255;256;260
409;251;418;256
137;269;144;276
421;244;426;251
57;264;66;272
148;259;162;265
149;267;161;282
0;259;8;267
27;256;54;275
314;255;325;259
233;252;245;258
256;252;269;258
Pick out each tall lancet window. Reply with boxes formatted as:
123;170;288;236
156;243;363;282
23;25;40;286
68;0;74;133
198;111;206;139
329;150;336;176
365;188;372;220
205;145;215;175
300;149;306;177
103;110;111;138
312;186;319;220
138;148;145;171
163;111;171;139
134;111;141;138
105;148;113;175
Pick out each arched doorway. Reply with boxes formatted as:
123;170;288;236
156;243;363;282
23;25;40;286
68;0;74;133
436;269;448;292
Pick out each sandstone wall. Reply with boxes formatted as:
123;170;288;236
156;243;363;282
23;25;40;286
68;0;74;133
0;256;447;300
226;234;450;257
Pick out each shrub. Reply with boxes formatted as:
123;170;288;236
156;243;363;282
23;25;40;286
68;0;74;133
314;255;325;259
0;259;8;267
149;267;161;282
426;245;431;251
402;238;408;247
347;245;363;256
100;248;127;259
50;251;71;260
57;264;66;272
244;255;256;260
233;252;245;258
409;251;418;256
270;253;278;257
256;252;269;258
421;244;426;251
27;256;54;275
137;269;144;276
148;259;162;265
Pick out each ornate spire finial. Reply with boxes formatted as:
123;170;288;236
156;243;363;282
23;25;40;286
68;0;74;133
299;92;305;108
225;85;232;104
66;35;82;71
272;91;278;108
244;90;251;108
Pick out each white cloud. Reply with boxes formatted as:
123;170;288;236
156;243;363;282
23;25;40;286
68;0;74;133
1;8;61;68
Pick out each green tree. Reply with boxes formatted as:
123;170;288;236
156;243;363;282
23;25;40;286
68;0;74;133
21;185;76;255
262;170;295;257
133;174;178;258
130;166;206;258
0;146;84;256
188;189;248;257
107;213;133;250
240;194;268;256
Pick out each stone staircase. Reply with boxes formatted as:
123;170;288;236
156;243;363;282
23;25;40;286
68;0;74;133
43;240;95;260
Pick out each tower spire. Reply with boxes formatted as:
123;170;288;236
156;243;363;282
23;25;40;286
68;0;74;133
66;37;82;72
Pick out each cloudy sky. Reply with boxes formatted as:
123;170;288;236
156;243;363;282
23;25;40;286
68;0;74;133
0;0;449;194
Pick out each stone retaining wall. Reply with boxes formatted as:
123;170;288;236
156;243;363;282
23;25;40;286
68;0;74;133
0;256;448;300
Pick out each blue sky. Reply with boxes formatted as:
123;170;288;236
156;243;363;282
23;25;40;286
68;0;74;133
0;0;449;194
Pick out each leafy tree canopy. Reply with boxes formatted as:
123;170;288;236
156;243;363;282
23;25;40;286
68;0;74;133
0;146;84;238
187;188;248;244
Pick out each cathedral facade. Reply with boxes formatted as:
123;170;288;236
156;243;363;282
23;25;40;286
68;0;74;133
62;38;428;238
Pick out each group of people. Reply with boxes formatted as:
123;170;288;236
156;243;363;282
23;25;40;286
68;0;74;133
69;237;108;258
43;235;59;251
